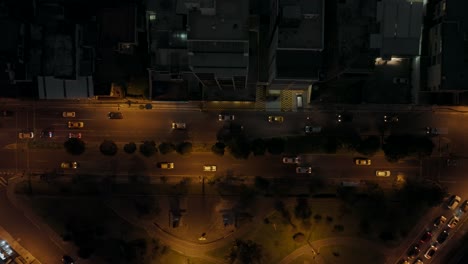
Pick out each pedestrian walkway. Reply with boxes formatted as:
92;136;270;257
0;225;41;264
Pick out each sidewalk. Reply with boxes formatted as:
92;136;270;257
0;224;41;264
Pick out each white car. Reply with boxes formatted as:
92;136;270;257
282;157;301;164
296;167;312;174
448;195;461;210
203;165;217;172
218;114;235;121
62;112;76;117
375;170;391;177
172;122;187;130
424;245;437;259
68;132;82;139
447;216;459;229
19;132;34;139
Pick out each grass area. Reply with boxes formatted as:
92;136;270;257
319;245;385;264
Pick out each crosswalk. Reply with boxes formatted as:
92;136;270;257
0;177;7;187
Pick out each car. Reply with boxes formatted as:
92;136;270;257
62;255;75;264
355;158;371;165
296;167;312;174
424;245;437;259
1;110;13;116
218;114;235;121
336;113;353;123
393;77;409;84
41;130;54;138
62;112;75;118
436;229;449;244
18;132;34;139
108;112;123;119
460;200;468;213
448;195;461;210
68;132;82;139
375;170;391;177
268;116;284;123
172;122;187;130
413;258;423;264
68;121;84;128
158;162;174;169
447;158;457;167
305;126;322;134
282;156;301;164
447;216;459;229
434;216;447;228
397;260;410;264
419;231;432;244
384;114;399;123
61;162;78;169
407;244;420;259
203;165;217;172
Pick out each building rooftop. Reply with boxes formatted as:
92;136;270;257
370;0;423;57
187;0;249;41
278;0;324;50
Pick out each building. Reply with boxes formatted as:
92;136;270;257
426;0;468;104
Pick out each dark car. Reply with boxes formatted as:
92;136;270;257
62;255;74;264
384;114;399;123
336;113;353;123
420;231;432;244
436;229;449;244
1;110;13;116
407;244;420;259
108;112;123;119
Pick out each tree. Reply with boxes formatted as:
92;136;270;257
267;137;285;155
356;136;381;156
140;141;157;157
228;239;263;264
211;142;225;156
254;176;270;192
124;142;137;154
251;138;266;156
158;142;175;155
176;142;192;155
227;136;251;159
294;198;312;220
100;140;118;156
64;138;85;155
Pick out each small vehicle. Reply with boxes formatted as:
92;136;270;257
424;245;437;259
413;258;423;264
393;77;408;84
1;110;13;116
18;132;34;139
305;126;322;134
203;165;217;172
68;121;84;129
296;167;312;174
407;244;420;259
41;130;54;138
434;216;447;228
282;156;301;164
436;229;449;244
108;112;123;119
448;195;461;210
61;162;78;169
460;200;468;213
336;113;353;123
268;116;284;123
68;132;82;139
158;162;174;169
426;127;448;135
172;122;187;130
62;255;75;264
384;114;399;123
62;112;76;117
355;158;371;165
447;216;459;229
375;170;391;177
218;114;235;121
419;231;432;244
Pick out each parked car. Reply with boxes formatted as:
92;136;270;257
448;195;461;210
384;114;399;123
447;216;459;229
296;167;312;174
1;110;13;116
419;231;432;244
436;229;449;244
355;158;371;165
61;162;78;169
68;121;84;128
413;258;423;264
305;126;322;134
62;112;75;117
424;245;437;259
218;114;235;121
18;132;34;139
68;132;82;139
336;113;353;123
375;170;391;177
393;77;408;84
172;122;187;130
282;156;301;164
62;255;75;264
434;216;447;228
407;244;420;259
108;112;123;119
268;116;284;123
203;165;217;172
460;200;468;213
158;162;174;169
